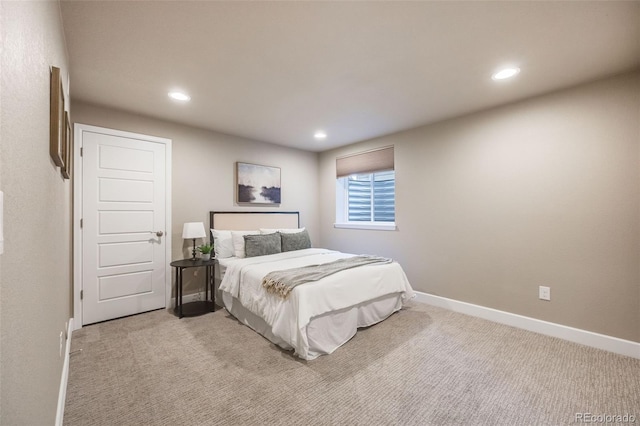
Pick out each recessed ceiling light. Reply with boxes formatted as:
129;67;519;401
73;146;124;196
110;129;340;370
168;91;191;101
314;131;327;140
492;67;520;81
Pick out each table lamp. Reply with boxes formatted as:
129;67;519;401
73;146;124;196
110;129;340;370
182;222;206;261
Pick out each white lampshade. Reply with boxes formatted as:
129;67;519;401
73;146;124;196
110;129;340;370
182;222;206;240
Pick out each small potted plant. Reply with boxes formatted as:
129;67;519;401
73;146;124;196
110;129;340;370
198;244;213;261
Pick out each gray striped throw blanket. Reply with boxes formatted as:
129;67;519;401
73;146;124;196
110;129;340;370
262;255;392;299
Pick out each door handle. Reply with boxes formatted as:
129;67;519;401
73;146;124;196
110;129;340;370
152;231;164;237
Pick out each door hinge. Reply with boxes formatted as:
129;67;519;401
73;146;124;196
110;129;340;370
80;290;83;300
80;218;83;228
80;147;83;157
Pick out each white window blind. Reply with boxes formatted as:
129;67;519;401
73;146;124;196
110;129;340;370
347;172;395;222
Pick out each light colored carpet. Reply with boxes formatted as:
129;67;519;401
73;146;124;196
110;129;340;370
64;302;640;425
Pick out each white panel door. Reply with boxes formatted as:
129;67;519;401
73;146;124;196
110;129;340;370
82;129;168;325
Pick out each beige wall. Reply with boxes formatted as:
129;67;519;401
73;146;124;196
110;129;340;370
0;1;72;424
71;102;319;295
319;72;640;343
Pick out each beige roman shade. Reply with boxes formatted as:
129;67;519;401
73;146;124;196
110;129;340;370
336;146;394;178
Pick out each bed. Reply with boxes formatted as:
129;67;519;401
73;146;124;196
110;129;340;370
210;211;414;360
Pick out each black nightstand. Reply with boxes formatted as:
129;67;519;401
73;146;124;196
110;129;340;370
170;258;216;318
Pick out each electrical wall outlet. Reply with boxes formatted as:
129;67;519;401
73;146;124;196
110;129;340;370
539;286;551;301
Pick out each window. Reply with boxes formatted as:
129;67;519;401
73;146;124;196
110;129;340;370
335;146;396;230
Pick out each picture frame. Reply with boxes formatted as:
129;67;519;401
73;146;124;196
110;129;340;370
49;66;65;167
236;162;281;204
61;111;71;179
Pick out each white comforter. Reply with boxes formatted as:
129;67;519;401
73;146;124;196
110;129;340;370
219;248;414;359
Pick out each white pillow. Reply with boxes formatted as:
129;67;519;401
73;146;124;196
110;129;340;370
260;227;305;235
211;229;234;259
231;230;259;258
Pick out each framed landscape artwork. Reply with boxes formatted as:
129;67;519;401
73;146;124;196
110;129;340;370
49;66;64;167
236;162;281;204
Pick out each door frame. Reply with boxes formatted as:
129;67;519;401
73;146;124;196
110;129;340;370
73;123;172;330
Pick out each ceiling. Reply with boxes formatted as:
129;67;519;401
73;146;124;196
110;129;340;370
60;1;640;152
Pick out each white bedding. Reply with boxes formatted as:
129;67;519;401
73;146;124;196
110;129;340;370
219;248;414;359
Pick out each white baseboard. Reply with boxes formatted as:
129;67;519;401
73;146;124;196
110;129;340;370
414;292;640;360
167;291;213;309
56;318;74;426
182;292;204;304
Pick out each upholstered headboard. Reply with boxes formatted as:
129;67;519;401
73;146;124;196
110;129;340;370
209;211;300;242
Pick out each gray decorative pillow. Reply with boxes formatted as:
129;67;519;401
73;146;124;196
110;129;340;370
281;229;311;252
244;232;282;257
